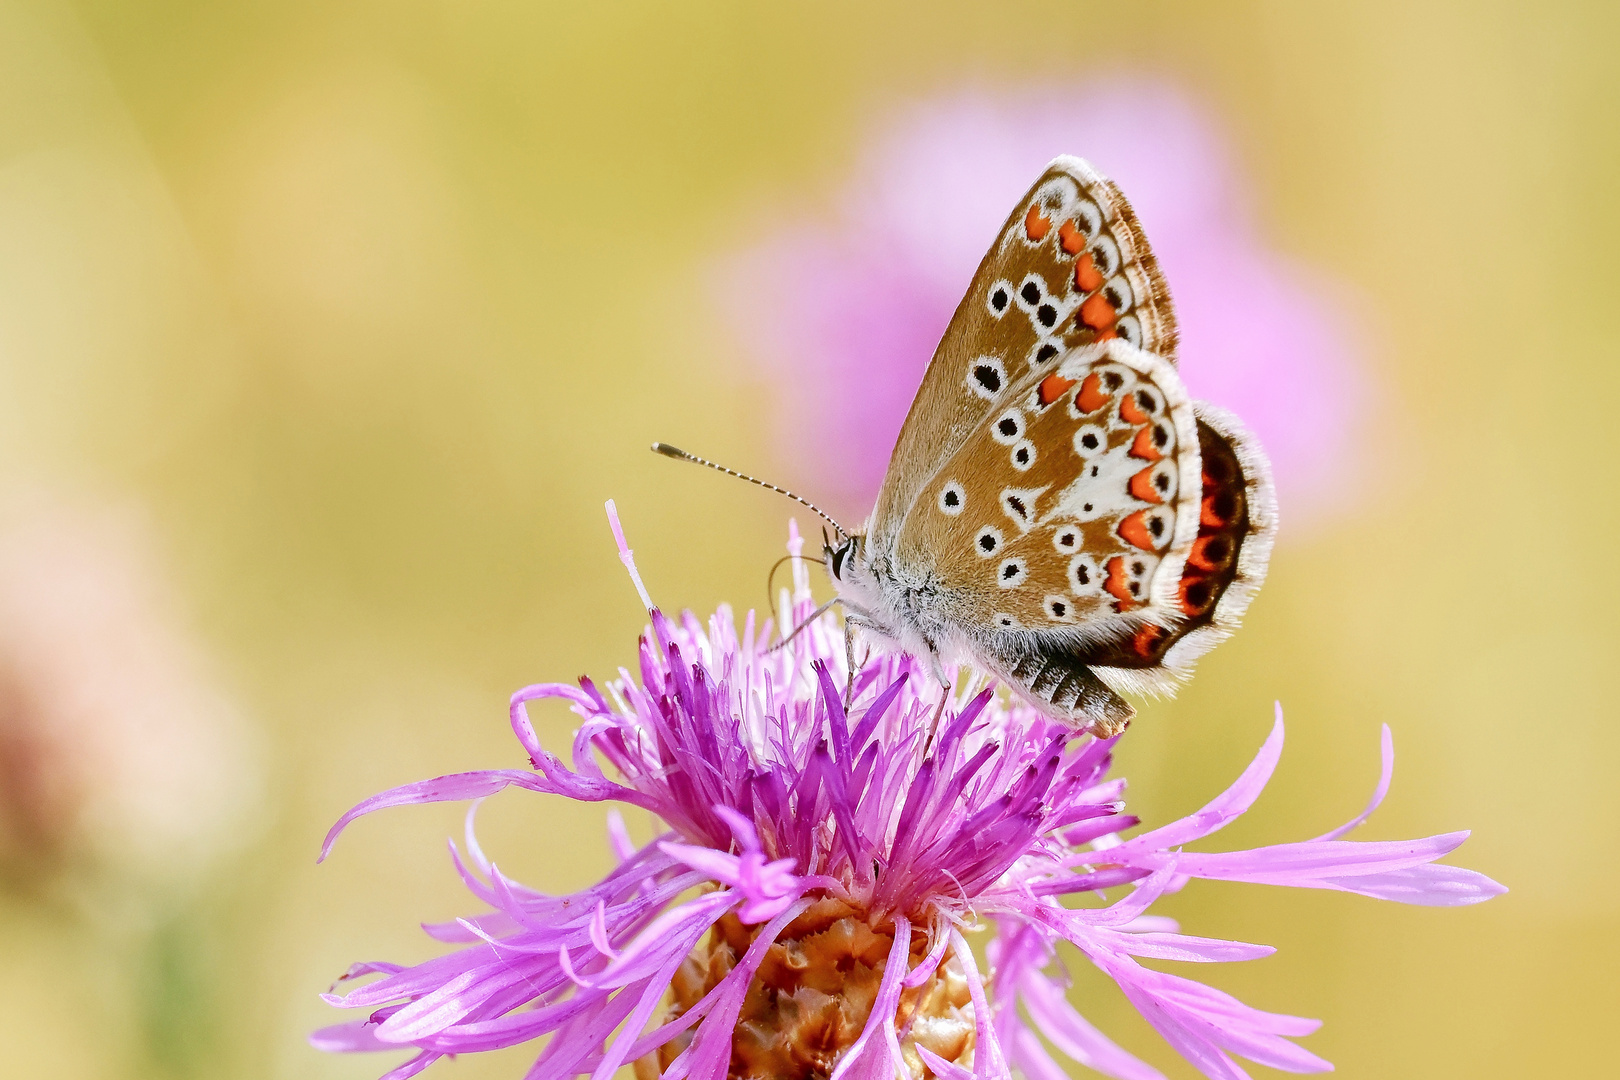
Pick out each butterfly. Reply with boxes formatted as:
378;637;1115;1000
663;156;1276;736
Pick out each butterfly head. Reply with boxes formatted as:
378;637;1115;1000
823;529;863;585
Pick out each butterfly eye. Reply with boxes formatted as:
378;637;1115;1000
990;409;1025;445
966;356;1006;400
986;281;1013;317
937;480;965;516
1072;424;1108;457
974;526;1004;558
1043;595;1075;623
829;542;848;579
996;558;1028;589
1068;553;1102;596
1114;315;1143;347
1103;275;1134;314
1010;439;1036;471
1088;235;1121;279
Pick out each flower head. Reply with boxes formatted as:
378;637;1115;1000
314;507;1502;1080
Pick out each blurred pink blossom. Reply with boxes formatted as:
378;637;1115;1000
714;82;1367;528
0;495;260;891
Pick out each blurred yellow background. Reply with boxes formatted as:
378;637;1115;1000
0;1;1613;1077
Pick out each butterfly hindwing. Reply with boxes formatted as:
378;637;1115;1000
891;340;1201;730
1074;405;1278;698
868;156;1179;553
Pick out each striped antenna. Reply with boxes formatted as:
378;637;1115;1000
650;443;849;537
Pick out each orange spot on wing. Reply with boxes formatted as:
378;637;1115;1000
1038;373;1076;406
1179;574;1216;617
1201;492;1235;528
1024;204;1052;241
1117;510;1156;551
1080;292;1117;331
1074;251;1104;292
1188;534;1230;571
1128;466;1163;504
1074;372;1109;413
1058;220;1086;255
1103;556;1135;605
1119;392;1149;425
1129;426;1163;462
1132;622;1171;659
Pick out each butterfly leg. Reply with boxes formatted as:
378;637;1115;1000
843;618;858;707
926;645;950;692
769;596;838;653
923;673;953;757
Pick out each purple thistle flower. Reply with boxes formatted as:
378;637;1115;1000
313;507;1502;1080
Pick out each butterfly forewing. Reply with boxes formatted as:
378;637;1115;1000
868;157;1178;552
891;341;1202;721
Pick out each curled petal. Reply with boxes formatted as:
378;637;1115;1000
1113;708;1285;855
1313;723;1394;841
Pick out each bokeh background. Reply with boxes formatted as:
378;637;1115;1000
1;1;1614;1077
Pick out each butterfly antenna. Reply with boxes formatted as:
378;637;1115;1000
650;443;849;537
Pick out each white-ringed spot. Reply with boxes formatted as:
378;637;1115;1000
937;480;966;516
1088;234;1120;278
1052;527;1080;552
1071;198;1102;240
1068;553;1102;596
1073;423;1107;457
975;525;1004;558
967;356;1006;400
996;558;1028;589
1000;486;1045;532
1129;459;1178;504
994;612;1020;630
1104;553;1160;605
1011;439;1036;471
1103;274;1134;315
1044;595;1076;623
991;408;1025;445
987;280;1014;318
1013;274;1062;334
1118;506;1176;552
1128;384;1165;419
1115;314;1143;348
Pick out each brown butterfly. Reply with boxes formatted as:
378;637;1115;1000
661;156;1276;736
